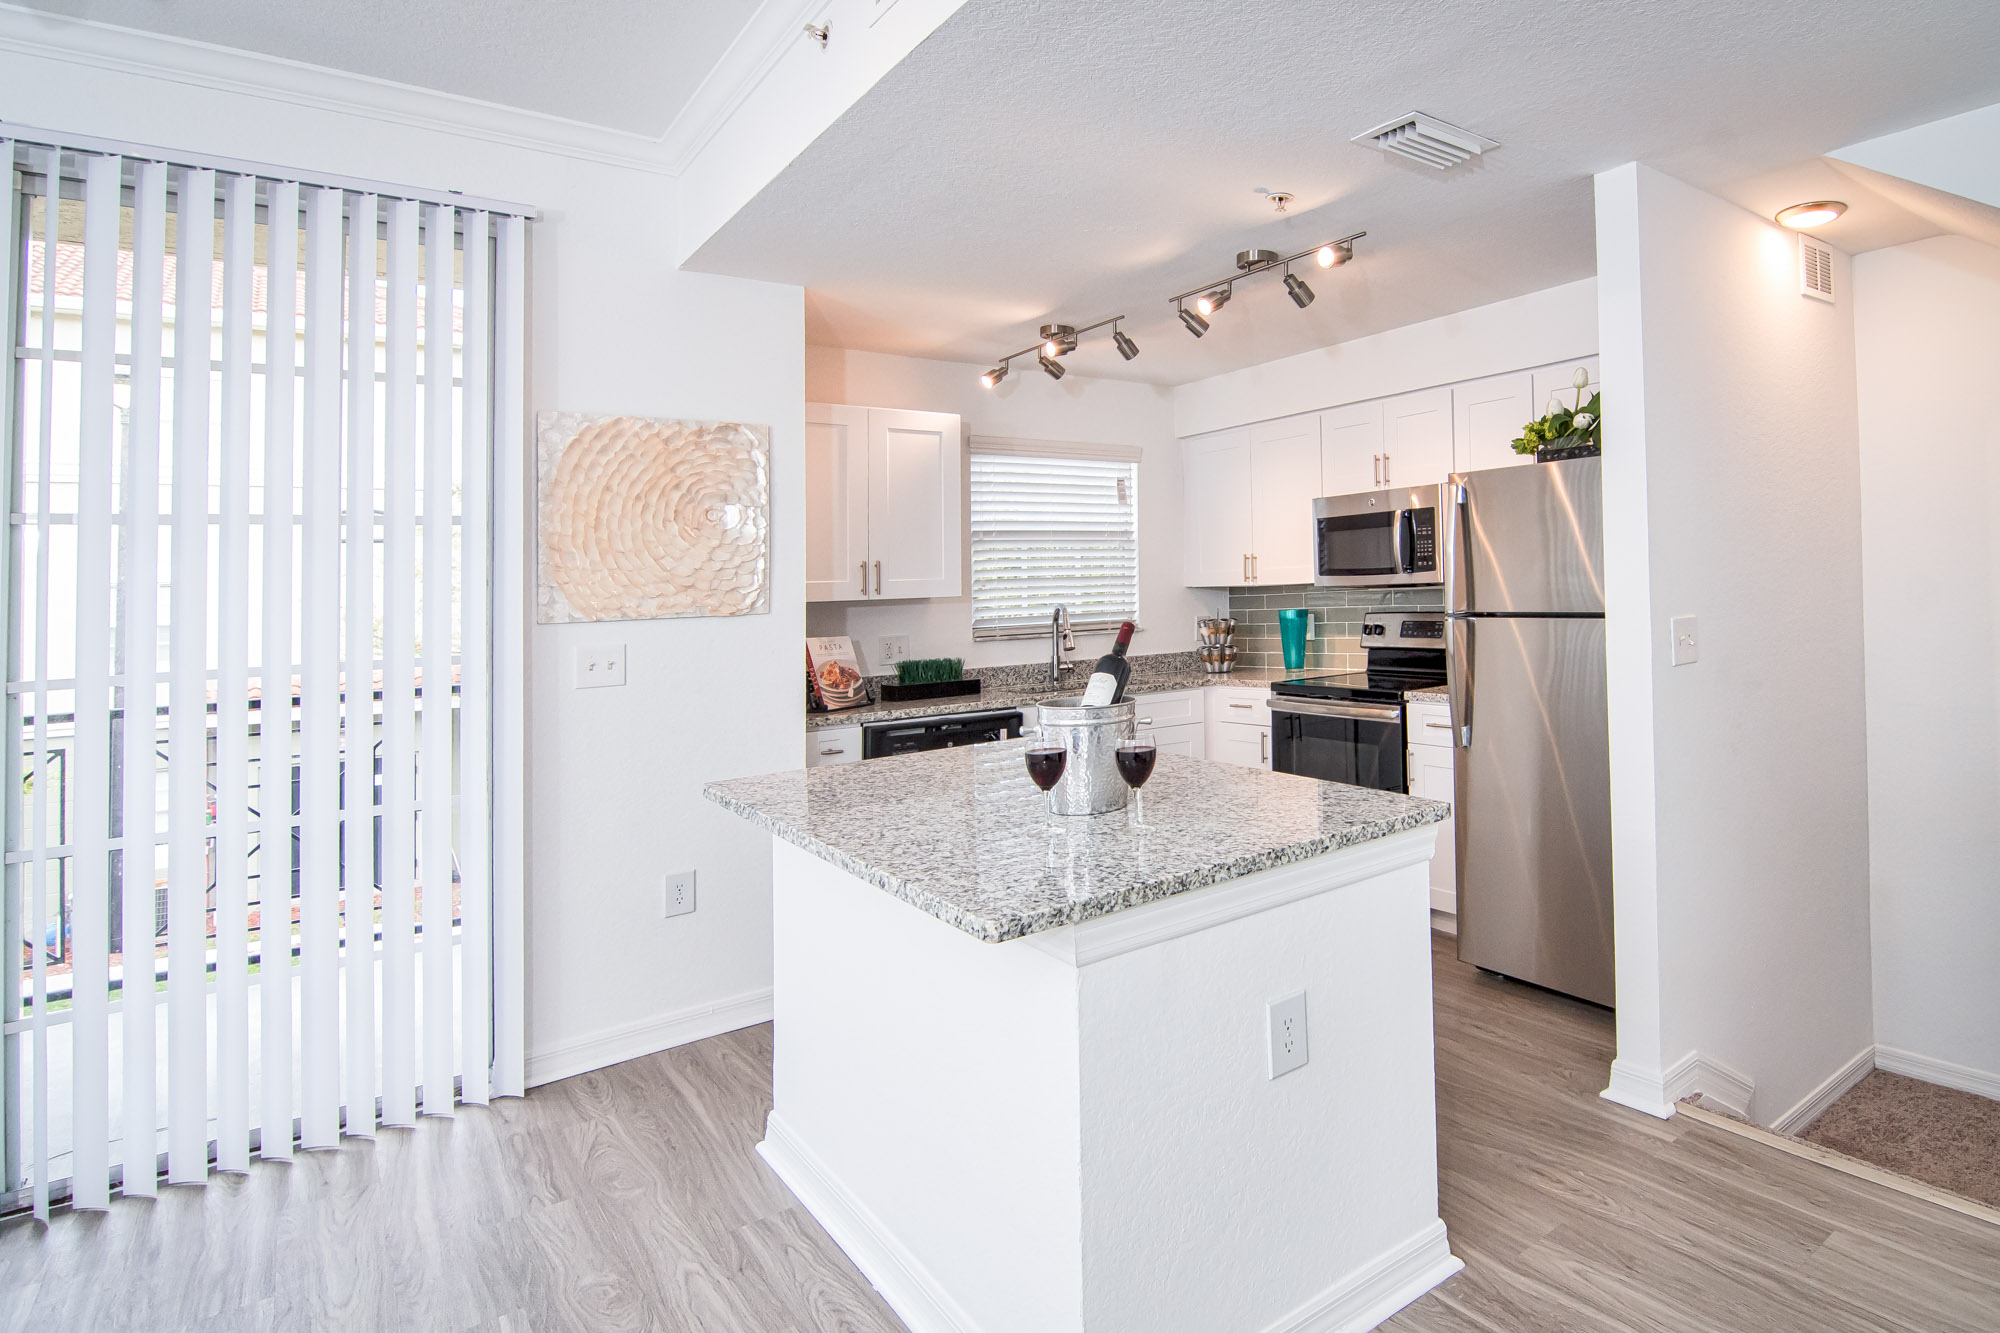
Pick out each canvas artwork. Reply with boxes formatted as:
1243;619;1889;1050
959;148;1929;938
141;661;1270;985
536;411;771;624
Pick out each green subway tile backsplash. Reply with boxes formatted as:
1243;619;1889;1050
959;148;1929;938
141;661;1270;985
1225;584;1446;671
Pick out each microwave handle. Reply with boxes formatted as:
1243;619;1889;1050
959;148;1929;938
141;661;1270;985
1397;508;1417;574
1389;504;1404;575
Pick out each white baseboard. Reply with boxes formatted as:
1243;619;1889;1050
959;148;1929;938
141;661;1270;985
1772;1045;1878;1135
525;986;772;1088
1661;1049;1755;1120
758;1111;984;1333
1262;1218;1462;1333
1428;909;1457;937
1875;1045;2000;1101
1600;1057;1675;1119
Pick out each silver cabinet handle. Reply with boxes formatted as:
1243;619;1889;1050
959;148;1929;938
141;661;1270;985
1251;553;1258;580
859;561;868;596
1229;702;1254;710
1383;452;1391;485
1424;721;1452;729
1242;553;1250;582
874;560;882;595
819;747;846;756
1259;730;1269;763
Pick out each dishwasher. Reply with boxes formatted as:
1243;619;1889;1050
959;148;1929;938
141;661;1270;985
860;709;1026;759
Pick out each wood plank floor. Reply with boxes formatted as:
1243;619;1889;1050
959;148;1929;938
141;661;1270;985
4;935;1997;1331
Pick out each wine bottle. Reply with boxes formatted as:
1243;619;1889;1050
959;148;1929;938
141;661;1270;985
1080;621;1137;706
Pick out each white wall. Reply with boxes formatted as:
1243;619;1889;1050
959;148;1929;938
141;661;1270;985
1171;279;1598;438
1595;163;1874;1127
805;345;1220;672
2;33;807;1084
1832;100;2000;212
1853;234;2000;1095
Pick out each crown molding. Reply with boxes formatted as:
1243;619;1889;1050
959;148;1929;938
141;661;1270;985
659;0;831;175
0;1;676;174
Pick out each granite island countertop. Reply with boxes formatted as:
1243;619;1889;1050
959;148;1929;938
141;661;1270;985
705;740;1449;943
807;652;1288;732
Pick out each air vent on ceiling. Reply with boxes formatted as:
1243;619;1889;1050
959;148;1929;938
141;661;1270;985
1799;235;1836;303
1353;112;1498;169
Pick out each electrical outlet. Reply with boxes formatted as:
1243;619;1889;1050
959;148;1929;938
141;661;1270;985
1670;616;1700;667
576;643;627;688
663;870;695;918
879;635;912;667
1267;991;1308;1079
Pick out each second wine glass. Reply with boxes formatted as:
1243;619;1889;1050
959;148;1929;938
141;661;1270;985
1115;741;1157;828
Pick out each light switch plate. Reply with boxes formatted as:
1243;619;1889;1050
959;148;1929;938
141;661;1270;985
879;635;912;667
1267;991;1308;1079
576;643;627;688
1670;616;1699;667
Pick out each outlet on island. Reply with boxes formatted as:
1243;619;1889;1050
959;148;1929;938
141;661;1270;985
1267;991;1308;1079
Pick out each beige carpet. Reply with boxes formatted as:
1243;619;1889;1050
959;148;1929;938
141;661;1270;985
1800;1070;2000;1210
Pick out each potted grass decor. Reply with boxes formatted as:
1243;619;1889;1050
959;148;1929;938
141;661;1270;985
877;656;981;703
1513;367;1601;463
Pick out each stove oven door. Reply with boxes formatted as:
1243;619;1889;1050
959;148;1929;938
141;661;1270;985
1268;698;1407;790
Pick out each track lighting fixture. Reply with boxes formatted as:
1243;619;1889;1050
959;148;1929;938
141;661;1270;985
976;314;1136;386
1168;231;1364;330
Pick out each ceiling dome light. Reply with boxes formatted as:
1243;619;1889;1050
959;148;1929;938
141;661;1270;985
1315;241;1352;269
1038;350;1066;380
1283;272;1315;308
1775;200;1847;229
1178;303;1209;337
981;364;1007;389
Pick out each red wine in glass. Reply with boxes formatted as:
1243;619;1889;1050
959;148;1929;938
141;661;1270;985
1025;745;1068;792
1115;741;1157;827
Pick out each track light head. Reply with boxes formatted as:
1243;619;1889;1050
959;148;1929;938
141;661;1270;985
1315;241;1352;269
1284;272;1315;309
1038;351;1066;380
1039;323;1078;357
1196;286;1231;318
981;363;1007;388
1178;303;1209;337
1112;327;1140;360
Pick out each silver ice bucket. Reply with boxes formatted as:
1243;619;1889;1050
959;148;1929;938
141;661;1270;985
1035;697;1138;816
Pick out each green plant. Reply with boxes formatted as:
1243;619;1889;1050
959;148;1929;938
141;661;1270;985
896;656;964;685
1513;368;1602;456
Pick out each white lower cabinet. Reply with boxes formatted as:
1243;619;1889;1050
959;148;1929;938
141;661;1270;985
1210;720;1272;769
1404;699;1456;915
806;725;863;768
1134;689;1205;759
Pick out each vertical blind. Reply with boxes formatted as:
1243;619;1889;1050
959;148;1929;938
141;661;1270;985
969;442;1141;637
2;131;529;1217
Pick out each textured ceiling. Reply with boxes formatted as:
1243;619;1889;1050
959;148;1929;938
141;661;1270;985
685;0;2000;385
9;0;765;135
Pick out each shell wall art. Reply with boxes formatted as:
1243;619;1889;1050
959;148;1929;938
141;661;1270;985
536;411;771;624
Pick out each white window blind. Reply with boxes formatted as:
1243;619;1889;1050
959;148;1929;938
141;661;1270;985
2;130;529;1218
970;446;1139;639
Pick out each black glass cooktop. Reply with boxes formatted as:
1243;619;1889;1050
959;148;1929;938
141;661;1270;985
1270;668;1446;701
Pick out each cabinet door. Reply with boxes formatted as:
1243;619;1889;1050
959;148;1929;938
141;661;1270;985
1382;387;1455;488
1248;415;1321;584
1452;372;1536;475
805;404;871;602
1210;720;1271;769
1182;429;1255;586
1320;399;1386;496
1139;722;1205;759
1407;741;1457;913
1531;356;1600;425
867;408;962;599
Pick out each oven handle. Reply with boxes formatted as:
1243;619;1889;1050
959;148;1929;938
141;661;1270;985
1268;698;1404;723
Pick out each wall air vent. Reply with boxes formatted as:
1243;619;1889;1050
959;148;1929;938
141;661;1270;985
1799;235;1836;303
1352;112;1498;169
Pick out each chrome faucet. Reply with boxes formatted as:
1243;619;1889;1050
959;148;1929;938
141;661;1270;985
1049;605;1076;686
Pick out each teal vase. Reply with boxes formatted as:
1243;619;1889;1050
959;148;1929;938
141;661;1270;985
1277;608;1310;671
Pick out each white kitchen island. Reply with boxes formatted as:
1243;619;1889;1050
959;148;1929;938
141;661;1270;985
705;741;1459;1333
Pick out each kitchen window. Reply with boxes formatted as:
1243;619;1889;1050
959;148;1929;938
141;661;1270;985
970;439;1140;639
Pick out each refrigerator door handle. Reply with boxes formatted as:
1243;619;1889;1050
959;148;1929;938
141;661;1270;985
1443;479;1468;614
1448;617;1474;748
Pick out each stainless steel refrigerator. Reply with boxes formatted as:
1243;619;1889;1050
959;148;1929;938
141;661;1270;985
1445;456;1614;1006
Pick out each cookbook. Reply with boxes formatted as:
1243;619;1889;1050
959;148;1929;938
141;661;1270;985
806;636;872;712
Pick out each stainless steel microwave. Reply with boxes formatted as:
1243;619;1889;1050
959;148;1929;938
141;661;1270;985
1312;484;1444;587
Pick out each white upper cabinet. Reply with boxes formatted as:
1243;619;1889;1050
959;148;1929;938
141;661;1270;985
1320;399;1385;496
1452;372;1537;475
806;404;962;602
805;404;871;601
1183;428;1256;587
1247;415;1322;585
1381;388;1455;489
1531;356;1601;425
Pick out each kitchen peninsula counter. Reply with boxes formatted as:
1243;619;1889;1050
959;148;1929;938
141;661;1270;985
706;746;1462;1333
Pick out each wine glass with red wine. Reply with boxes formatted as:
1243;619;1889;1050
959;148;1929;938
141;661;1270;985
1115;741;1158;828
1025;744;1068;829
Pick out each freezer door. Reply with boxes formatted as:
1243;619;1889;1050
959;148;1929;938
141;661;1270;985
1448;455;1604;614
1451;615;1614;1006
